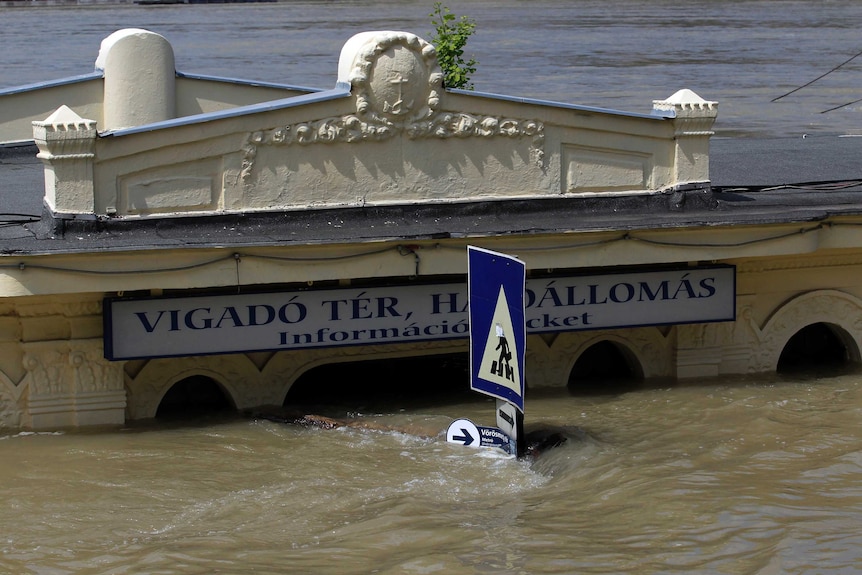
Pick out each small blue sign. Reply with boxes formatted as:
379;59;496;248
468;246;526;412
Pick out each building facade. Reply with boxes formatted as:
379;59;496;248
1;29;861;429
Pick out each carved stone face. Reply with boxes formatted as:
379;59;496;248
366;45;427;121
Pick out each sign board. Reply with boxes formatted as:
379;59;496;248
104;265;735;360
496;398;522;440
468;246;526;412
446;418;516;456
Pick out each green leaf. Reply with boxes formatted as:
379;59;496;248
429;2;478;90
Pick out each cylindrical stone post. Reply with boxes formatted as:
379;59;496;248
96;28;176;131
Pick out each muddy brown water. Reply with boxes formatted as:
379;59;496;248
4;1;862;572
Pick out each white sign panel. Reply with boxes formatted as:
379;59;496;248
446;418;515;455
104;265;734;360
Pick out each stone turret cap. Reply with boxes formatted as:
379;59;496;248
653;89;718;118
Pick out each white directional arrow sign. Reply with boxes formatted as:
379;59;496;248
446;419;479;447
446;418;515;455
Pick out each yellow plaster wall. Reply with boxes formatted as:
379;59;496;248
4;250;862;430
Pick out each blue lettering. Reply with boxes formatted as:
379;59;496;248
248;304;276;326
699;277;716;298
185;308;212;330
214;306;244;328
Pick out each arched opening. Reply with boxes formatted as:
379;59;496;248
156;374;235;419
284;352;474;412
568;340;643;395
777;322;852;374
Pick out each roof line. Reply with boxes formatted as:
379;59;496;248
447;87;673;120
0;71;103;96
101;83;353;137
174;71;323;94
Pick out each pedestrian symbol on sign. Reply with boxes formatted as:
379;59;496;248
491;324;514;382
477;286;521;395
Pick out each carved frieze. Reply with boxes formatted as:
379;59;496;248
70;343;124;394
247;113;544;148
0;389;20;429
23;348;68;398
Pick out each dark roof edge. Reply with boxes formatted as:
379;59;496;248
37;183;716;245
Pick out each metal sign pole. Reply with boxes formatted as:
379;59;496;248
445;246;526;457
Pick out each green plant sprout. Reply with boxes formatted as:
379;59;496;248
429;2;478;90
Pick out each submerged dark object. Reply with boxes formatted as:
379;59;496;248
524;429;568;458
246;407;408;433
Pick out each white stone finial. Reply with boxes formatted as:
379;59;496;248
36;104;98;133
653;88;718;118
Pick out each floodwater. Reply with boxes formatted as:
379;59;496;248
3;0;862;137
3;1;862;573
5;375;862;574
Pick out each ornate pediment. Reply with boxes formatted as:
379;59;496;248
242;31;545;181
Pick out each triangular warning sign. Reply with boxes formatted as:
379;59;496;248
477;286;521;394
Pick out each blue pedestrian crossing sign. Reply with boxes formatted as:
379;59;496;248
468;246;526;413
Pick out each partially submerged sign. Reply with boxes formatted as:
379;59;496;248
446;418;517;456
468;246;526;412
445;247;526;458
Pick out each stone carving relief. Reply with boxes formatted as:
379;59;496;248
0;370;22;429
241;32;545;182
245;113;544;152
70;343;124;394
350;31;442;127
23;348;68;397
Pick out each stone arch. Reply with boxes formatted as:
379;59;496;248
126;354;260;420
155;374;236;418
526;327;671;388
566;335;646;392
777;322;854;372
758;290;862;373
262;340;468;406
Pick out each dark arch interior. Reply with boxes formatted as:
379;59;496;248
285;352;475;411
777;323;849;373
568;340;642;395
156;374;235;419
